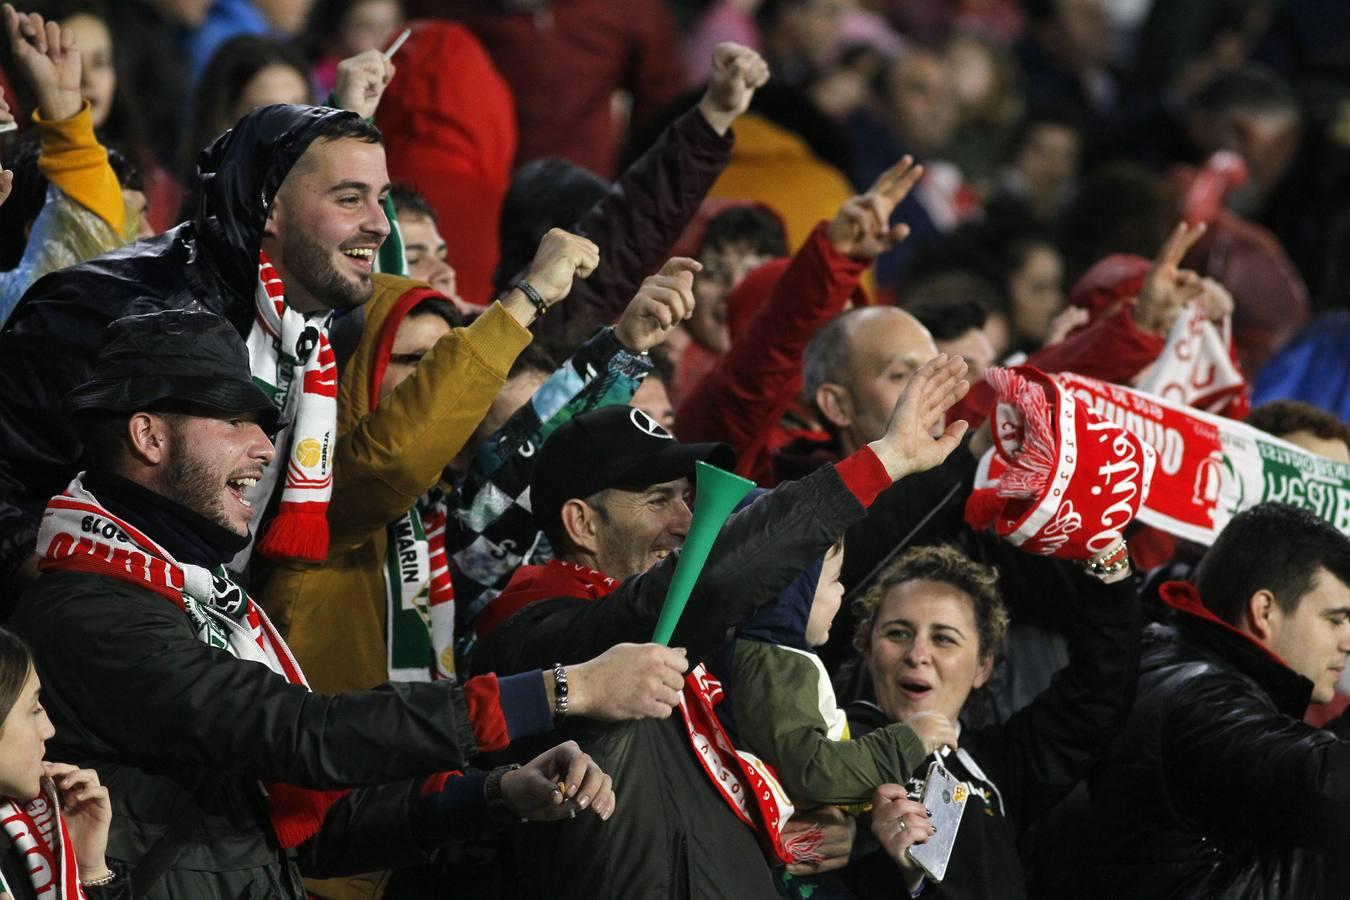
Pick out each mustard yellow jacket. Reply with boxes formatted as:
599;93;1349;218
260;274;530;694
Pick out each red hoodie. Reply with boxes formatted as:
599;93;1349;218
675;222;868;486
375;21;516;306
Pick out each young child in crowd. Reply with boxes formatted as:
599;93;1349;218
714;537;958;808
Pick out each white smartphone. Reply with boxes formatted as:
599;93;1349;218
905;760;967;882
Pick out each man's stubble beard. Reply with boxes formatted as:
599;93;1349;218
279;227;374;312
162;442;245;537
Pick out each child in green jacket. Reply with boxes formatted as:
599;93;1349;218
712;540;956;807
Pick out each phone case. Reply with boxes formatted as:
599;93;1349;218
905;760;967;882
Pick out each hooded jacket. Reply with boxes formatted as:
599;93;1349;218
0;104;364;591
259;274;532;695
1082;583;1350;897
710;544;928;808
375;22;516;306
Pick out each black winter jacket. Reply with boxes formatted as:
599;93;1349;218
835;568;1140;900
0;104;361;592
27;565;485;900
472;461;872;899
1084;613;1350;898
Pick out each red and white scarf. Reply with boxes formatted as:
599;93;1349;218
244;253;337;562
36;476;345;849
497;561;820;865
0;779;84;900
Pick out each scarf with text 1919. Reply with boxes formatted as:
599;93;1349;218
36;475;346;849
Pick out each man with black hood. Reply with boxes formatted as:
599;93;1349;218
0;102;597;597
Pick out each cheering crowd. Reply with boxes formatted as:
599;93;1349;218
0;0;1348;897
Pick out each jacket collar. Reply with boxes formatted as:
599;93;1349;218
1158;581;1313;716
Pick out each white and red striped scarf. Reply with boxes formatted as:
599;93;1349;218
0;779;84;900
36;476;345;849
244;252;337;562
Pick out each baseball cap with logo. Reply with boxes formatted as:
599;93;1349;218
529;406;734;532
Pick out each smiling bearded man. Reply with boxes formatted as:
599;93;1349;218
0;104;397;594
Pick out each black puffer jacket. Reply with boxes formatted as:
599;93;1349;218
0;104;362;592
471;462;871;899
1084;611;1350;898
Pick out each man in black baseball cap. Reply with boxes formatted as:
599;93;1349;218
527;406;733;583
471;355;975;899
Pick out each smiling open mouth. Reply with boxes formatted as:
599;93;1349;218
225;475;258;509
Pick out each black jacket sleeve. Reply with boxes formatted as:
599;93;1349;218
985;568;1141;827
840;443;977;593
31;572;479;789
0;280;109;594
295;780;435;878
472;462;868;676
536;108;733;339
1163;667;1350;851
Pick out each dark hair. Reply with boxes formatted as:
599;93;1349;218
494;158;609;294
0;0;157;210
905;293;991;342
390;182;438;222
1195;503;1350;625
1002;104;1086;164
852;544;1009;661
1184;64;1299;122
802;308;866;410
1058;163;1172;282
540;488;611;557
303;0;403;59
903;271;1004;328
406;296;461;330
1022;0;1059;25
507;342;557;381
0;629;33;732
179;35;312;180
1245;401;1350;446
699;206;788;259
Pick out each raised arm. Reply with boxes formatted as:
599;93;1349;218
474;355;971;674
536;44;766;337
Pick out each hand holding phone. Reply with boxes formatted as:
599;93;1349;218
905;760;967;882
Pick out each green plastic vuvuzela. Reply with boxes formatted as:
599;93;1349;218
650;460;756;646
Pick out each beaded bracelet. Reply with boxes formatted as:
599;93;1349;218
552;662;569;719
81;867;117;887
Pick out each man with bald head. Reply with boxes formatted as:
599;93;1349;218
780;306;981;669
804;306;940;457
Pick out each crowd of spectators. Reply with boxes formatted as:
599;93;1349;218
0;0;1348;897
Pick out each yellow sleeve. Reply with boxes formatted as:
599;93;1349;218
324;302;533;557
33;101;125;234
